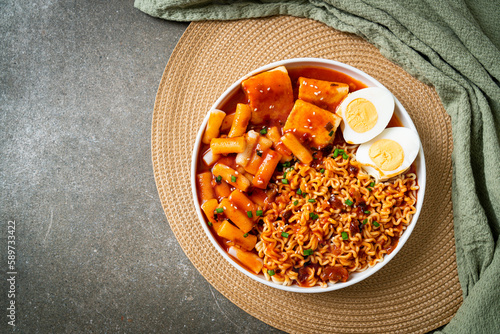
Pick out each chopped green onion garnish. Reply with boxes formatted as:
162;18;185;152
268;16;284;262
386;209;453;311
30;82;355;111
362;219;368;224
369;182;375;187
215;208;224;214
231;175;237;182
303;249;313;256
281;232;289;238
293;200;299;206
268;269;275;276
341;231;348;240
368;188;373;192
247;211;253;218
345;199;353;206
260;127;267;135
283;172;287;178
373;221;380;227
208;222;213;227
256;210;263;217
282;179;289;184
256;150;263;157
297;189;302;195
364;210;370;214
308;199;316;203
320;168;325;174
328;130;334;136
309;213;319;220
243;233;249;238
283;161;291;168
333;148;339;158
342;153;349;160
216;175;222;183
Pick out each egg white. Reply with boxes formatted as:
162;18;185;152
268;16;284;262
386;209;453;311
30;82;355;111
355;127;421;181
338;87;395;144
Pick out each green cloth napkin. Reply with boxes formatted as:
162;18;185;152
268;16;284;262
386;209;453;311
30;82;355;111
135;0;500;332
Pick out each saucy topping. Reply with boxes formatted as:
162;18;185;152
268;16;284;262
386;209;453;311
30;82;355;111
347;164;359;176
281;209;293;222
320;266;349;282
328;194;344;210
297;262;320;285
349;221;360;235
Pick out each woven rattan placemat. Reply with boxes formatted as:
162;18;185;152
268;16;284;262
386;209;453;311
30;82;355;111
151;16;462;334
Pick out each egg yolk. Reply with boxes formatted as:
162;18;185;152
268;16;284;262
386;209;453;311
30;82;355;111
369;139;404;171
345;98;378;133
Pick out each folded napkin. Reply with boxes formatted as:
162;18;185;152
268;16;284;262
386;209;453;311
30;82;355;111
135;0;500;332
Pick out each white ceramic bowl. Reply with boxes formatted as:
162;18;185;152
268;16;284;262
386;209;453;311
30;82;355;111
191;58;426;293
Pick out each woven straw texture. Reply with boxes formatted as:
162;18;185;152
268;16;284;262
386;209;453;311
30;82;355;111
152;16;462;334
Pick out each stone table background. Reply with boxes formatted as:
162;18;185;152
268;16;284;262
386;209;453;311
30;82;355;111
0;1;284;332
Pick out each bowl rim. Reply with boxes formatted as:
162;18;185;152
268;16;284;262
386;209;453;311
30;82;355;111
190;58;426;293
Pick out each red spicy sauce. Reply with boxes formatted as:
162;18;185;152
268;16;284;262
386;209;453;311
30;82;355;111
287;67;367;93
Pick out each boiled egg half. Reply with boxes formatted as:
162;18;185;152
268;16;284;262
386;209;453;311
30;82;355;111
338;87;395;144
355;127;420;181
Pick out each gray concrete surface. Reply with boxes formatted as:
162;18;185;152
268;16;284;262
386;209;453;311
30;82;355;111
0;1;284;333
